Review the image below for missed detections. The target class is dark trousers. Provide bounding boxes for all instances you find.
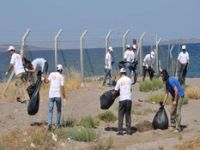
[142,66,154,81]
[118,100,132,132]
[178,63,188,84]
[103,68,112,85]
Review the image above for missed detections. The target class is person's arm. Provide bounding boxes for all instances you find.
[61,85,66,99]
[7,64,13,73]
[44,74,50,84]
[26,67,36,73]
[163,90,169,105]
[172,86,178,105]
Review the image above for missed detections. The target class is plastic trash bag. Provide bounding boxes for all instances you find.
[100,90,119,109]
[27,71,42,115]
[152,102,169,130]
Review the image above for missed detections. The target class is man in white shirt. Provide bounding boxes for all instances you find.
[177,45,189,84]
[113,68,132,135]
[123,44,132,78]
[142,51,155,81]
[130,44,138,84]
[6,45,27,103]
[26,58,48,83]
[103,46,113,86]
[44,64,66,130]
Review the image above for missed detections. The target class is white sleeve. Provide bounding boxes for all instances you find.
[177,53,181,61]
[10,55,15,65]
[48,73,52,81]
[114,80,120,91]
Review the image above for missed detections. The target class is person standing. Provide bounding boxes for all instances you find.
[161,69,184,132]
[177,45,189,84]
[123,44,132,78]
[113,68,132,135]
[26,58,48,83]
[44,64,66,130]
[6,45,27,103]
[130,44,138,84]
[103,46,113,86]
[142,51,155,81]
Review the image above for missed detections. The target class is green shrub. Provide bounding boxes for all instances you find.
[57,127,97,142]
[78,116,97,128]
[139,78,163,92]
[149,93,188,105]
[98,111,117,122]
[60,117,76,128]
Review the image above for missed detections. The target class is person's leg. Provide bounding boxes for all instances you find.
[55,97,62,128]
[48,98,55,130]
[142,66,147,81]
[118,101,126,134]
[108,69,112,85]
[15,73,28,102]
[182,64,188,84]
[176,96,184,131]
[125,63,131,78]
[103,69,109,85]
[178,64,184,84]
[170,102,177,127]
[148,67,154,80]
[132,69,137,84]
[125,100,132,134]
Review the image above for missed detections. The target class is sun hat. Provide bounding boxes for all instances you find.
[57,64,63,71]
[126,44,130,49]
[182,45,186,50]
[7,45,15,51]
[150,51,155,57]
[132,44,137,49]
[120,68,126,73]
[108,46,113,52]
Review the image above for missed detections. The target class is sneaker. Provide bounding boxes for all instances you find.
[126,129,133,135]
[16,97,21,102]
[47,125,52,131]
[116,131,123,136]
[173,128,182,133]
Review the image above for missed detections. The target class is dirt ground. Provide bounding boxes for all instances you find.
[0,78,200,150]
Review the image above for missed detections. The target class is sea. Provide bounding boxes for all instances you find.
[0,43,200,81]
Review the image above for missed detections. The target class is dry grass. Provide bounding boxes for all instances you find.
[175,137,200,150]
[185,86,200,100]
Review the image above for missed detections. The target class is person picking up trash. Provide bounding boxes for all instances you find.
[112,68,133,135]
[6,45,28,103]
[44,64,66,130]
[160,69,184,133]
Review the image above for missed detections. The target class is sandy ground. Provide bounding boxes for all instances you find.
[0,78,200,149]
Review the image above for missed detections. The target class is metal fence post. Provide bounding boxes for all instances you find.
[80,30,88,86]
[1,29,31,97]
[155,37,161,74]
[122,30,130,54]
[54,29,63,70]
[105,31,112,52]
[138,32,145,75]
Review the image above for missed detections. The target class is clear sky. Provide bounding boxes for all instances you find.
[0,0,200,47]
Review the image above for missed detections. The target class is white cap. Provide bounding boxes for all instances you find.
[150,51,155,57]
[126,44,130,49]
[182,45,186,50]
[132,44,137,49]
[108,46,113,52]
[120,68,126,73]
[8,45,15,51]
[57,64,63,71]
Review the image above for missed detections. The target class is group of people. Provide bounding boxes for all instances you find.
[5,43,190,133]
[107,44,189,135]
[6,45,65,130]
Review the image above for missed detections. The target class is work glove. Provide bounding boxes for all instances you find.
[5,72,8,76]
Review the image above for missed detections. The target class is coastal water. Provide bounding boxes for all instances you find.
[0,43,200,81]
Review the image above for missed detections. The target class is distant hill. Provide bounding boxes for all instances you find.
[160,38,200,45]
[0,44,52,52]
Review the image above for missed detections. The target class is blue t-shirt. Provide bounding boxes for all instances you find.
[166,77,184,97]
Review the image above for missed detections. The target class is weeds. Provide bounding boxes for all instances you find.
[98,111,117,122]
[78,116,98,128]
[139,78,163,92]
[185,86,200,100]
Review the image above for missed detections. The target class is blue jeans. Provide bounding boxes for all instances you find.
[48,97,62,128]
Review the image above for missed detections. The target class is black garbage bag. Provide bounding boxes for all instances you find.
[27,71,42,115]
[100,90,119,109]
[118,61,125,69]
[152,103,169,130]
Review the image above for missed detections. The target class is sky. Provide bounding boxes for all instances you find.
[0,0,200,48]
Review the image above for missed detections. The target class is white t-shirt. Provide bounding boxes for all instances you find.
[124,50,130,62]
[105,52,112,69]
[10,53,25,75]
[143,54,155,67]
[114,75,132,101]
[129,51,136,63]
[177,51,189,64]
[48,72,64,98]
[32,58,47,72]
